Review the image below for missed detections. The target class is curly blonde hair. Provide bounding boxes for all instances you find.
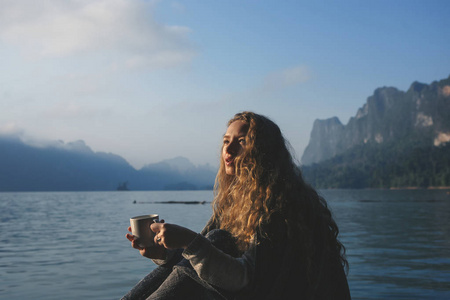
[212,111,347,276]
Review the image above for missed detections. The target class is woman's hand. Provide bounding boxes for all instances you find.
[126,225,166,259]
[150,222,197,250]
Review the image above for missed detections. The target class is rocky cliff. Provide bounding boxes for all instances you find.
[301,75,450,165]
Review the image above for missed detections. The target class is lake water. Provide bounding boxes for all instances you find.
[1,189,449,299]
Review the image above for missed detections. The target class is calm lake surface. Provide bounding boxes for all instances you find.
[1,189,449,299]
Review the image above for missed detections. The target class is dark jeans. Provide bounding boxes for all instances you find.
[121,229,239,300]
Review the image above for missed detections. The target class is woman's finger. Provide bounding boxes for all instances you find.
[128,226,132,232]
[131,239,143,250]
[127,234,144,250]
[150,222,163,233]
[126,233,134,242]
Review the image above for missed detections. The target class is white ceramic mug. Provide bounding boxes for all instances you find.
[130,214,159,248]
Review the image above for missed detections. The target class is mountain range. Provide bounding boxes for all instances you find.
[301,75,450,188]
[1,75,449,191]
[0,136,216,191]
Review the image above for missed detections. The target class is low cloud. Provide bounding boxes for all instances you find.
[0,123,90,151]
[0,0,195,69]
[0,122,24,136]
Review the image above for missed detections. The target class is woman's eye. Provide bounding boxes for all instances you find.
[223,140,229,145]
[239,139,246,145]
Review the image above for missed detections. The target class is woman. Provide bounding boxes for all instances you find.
[123,111,351,299]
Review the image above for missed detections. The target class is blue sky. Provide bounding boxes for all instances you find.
[0,0,449,168]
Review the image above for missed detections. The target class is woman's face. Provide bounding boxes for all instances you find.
[222,121,249,175]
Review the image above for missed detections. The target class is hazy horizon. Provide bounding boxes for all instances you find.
[1,0,449,169]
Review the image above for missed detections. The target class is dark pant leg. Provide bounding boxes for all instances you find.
[146,267,226,300]
[121,250,184,300]
[121,265,174,300]
[122,230,238,300]
[146,229,239,299]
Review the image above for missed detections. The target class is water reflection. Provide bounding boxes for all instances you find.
[1,190,449,299]
[321,189,450,299]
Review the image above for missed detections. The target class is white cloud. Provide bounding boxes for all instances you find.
[0,123,93,152]
[0,122,24,136]
[0,0,195,69]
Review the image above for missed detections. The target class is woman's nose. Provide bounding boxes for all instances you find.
[226,140,238,154]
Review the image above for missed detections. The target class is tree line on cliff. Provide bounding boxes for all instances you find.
[301,75,450,189]
[301,140,450,189]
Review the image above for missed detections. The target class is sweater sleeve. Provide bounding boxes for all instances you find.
[151,248,178,266]
[182,234,256,292]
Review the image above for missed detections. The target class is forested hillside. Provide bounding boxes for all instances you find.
[302,142,450,189]
[301,75,450,189]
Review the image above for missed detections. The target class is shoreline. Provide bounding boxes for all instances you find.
[1,186,449,193]
[318,186,450,191]
[389,186,450,190]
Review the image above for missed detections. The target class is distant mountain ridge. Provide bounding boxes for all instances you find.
[301,75,450,165]
[3,76,449,191]
[301,75,450,189]
[0,135,216,191]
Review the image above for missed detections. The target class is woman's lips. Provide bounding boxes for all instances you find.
[225,157,234,166]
